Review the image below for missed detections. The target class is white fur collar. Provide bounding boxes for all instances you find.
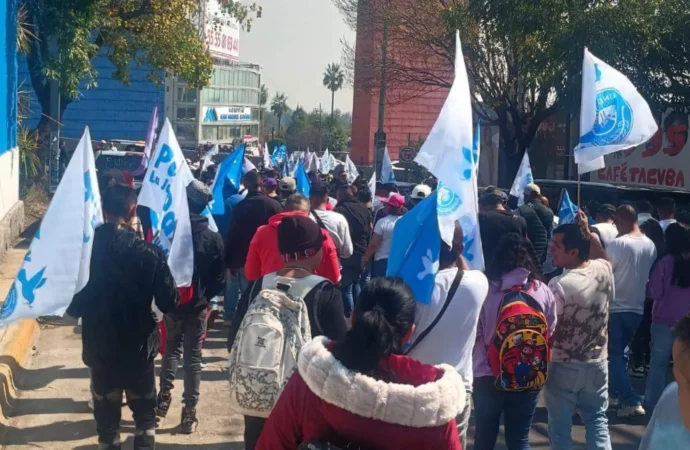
[298,337,466,428]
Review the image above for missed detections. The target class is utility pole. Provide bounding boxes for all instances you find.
[373,0,389,172]
[319,104,323,151]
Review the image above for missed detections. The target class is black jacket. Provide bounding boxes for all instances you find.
[227,275,348,351]
[334,196,373,264]
[516,200,554,263]
[479,209,528,266]
[225,191,282,269]
[172,214,226,314]
[66,224,179,373]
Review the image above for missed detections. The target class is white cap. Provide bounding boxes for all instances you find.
[524,183,541,196]
[411,184,432,199]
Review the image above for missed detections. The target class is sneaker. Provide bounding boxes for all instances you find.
[180,407,198,434]
[200,358,207,369]
[608,397,619,409]
[156,392,172,418]
[629,366,645,378]
[617,404,646,418]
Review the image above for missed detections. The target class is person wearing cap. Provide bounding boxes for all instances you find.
[262,177,279,200]
[409,184,432,210]
[592,203,619,248]
[228,215,349,449]
[516,183,554,264]
[479,186,528,268]
[361,192,407,278]
[157,180,225,434]
[278,176,297,207]
[310,180,353,260]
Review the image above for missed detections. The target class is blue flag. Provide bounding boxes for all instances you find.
[295,160,311,197]
[209,144,245,215]
[387,191,441,304]
[559,190,579,224]
[380,147,396,183]
[272,144,288,167]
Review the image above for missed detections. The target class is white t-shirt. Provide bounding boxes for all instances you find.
[407,269,489,393]
[373,215,402,260]
[313,210,353,259]
[607,233,657,314]
[592,222,618,248]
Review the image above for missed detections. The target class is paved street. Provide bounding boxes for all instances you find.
[2,317,650,449]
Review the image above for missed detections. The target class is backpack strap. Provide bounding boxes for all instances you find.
[405,269,464,355]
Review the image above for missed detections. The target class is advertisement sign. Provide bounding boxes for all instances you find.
[203,0,240,62]
[202,106,252,122]
[593,109,690,191]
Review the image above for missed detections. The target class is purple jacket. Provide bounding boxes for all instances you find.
[473,268,558,379]
[648,255,690,327]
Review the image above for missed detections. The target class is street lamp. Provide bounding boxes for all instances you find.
[373,0,390,173]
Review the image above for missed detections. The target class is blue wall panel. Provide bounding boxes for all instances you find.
[1,0,18,154]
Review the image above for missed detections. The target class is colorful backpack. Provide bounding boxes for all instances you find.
[488,282,550,392]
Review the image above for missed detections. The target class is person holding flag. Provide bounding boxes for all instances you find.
[515,183,554,264]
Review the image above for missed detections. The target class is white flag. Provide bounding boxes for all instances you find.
[309,152,320,174]
[138,119,195,287]
[369,171,381,209]
[320,148,332,175]
[262,143,273,170]
[243,157,257,174]
[0,128,103,325]
[380,147,396,183]
[575,48,658,173]
[201,144,219,173]
[509,152,534,206]
[345,155,359,184]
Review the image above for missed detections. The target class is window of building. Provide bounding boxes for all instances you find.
[176,106,197,121]
[177,87,198,103]
[202,125,217,141]
[177,123,197,141]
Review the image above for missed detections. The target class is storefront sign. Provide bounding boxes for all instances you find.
[202,106,252,122]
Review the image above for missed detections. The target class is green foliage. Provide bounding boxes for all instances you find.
[323,62,345,117]
[284,107,350,152]
[18,127,41,181]
[270,93,291,131]
[260,84,269,108]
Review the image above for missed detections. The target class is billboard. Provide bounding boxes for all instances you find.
[593,109,690,191]
[202,106,252,122]
[203,0,240,62]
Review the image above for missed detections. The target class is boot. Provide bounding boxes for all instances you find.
[180,406,198,434]
[155,392,172,418]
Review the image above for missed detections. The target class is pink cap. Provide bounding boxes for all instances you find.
[380,193,406,209]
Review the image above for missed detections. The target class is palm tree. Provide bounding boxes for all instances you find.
[323,63,345,119]
[271,93,290,131]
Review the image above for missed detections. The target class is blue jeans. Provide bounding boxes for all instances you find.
[339,260,371,317]
[473,377,539,450]
[544,361,612,450]
[644,323,675,410]
[224,268,249,322]
[372,258,388,278]
[608,312,643,406]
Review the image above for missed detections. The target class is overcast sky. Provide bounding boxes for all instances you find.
[241,0,355,113]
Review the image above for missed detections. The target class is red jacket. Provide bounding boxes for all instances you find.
[257,337,465,450]
[244,212,341,284]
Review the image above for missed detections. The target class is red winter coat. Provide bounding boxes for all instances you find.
[256,337,465,450]
[244,212,341,284]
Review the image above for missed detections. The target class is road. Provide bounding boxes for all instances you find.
[2,319,649,449]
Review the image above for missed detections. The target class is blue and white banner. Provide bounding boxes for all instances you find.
[138,119,195,287]
[380,147,396,183]
[345,155,359,184]
[558,190,579,224]
[287,153,298,177]
[575,48,658,173]
[209,144,245,215]
[272,145,288,167]
[262,143,273,170]
[413,31,484,270]
[296,160,311,197]
[1,128,103,325]
[509,152,534,206]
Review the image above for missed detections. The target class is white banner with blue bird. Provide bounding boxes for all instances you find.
[509,152,534,206]
[0,128,103,326]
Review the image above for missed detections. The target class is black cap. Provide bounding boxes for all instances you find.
[480,187,505,205]
[598,204,617,220]
[278,215,325,261]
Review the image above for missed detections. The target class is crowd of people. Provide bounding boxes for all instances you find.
[64,159,690,450]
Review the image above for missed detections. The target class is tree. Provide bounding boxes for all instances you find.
[323,63,345,119]
[22,0,261,133]
[335,0,690,184]
[270,92,290,131]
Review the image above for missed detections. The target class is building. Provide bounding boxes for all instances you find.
[0,0,24,258]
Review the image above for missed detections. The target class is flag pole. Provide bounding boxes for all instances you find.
[577,173,582,208]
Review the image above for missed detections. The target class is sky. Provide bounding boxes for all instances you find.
[240,0,355,114]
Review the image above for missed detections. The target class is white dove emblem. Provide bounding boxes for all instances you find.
[417,249,439,280]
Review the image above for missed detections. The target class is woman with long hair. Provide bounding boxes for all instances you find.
[256,278,466,450]
[473,233,558,450]
[361,194,407,278]
[644,222,690,410]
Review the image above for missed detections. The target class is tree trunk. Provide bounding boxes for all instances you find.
[331,90,335,119]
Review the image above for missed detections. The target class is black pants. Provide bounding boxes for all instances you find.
[91,362,156,450]
[244,415,267,450]
[631,299,653,368]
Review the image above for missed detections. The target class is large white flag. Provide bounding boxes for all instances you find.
[138,119,195,287]
[575,48,658,173]
[380,147,396,183]
[0,128,103,325]
[320,148,333,175]
[262,143,273,170]
[345,155,359,184]
[414,31,483,269]
[201,144,219,173]
[509,152,534,206]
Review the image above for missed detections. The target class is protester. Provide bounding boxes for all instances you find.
[278,176,296,206]
[97,168,126,192]
[256,277,466,450]
[334,184,373,316]
[156,181,225,433]
[66,184,179,450]
[546,216,614,450]
[310,180,353,259]
[244,194,340,284]
[407,222,488,447]
[592,204,619,248]
[409,184,432,209]
[637,200,654,226]
[516,183,554,263]
[658,197,678,232]
[227,215,348,450]
[224,171,282,326]
[644,223,690,410]
[361,193,406,278]
[607,205,658,417]
[473,233,557,450]
[640,314,690,449]
[262,177,279,200]
[479,187,528,266]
